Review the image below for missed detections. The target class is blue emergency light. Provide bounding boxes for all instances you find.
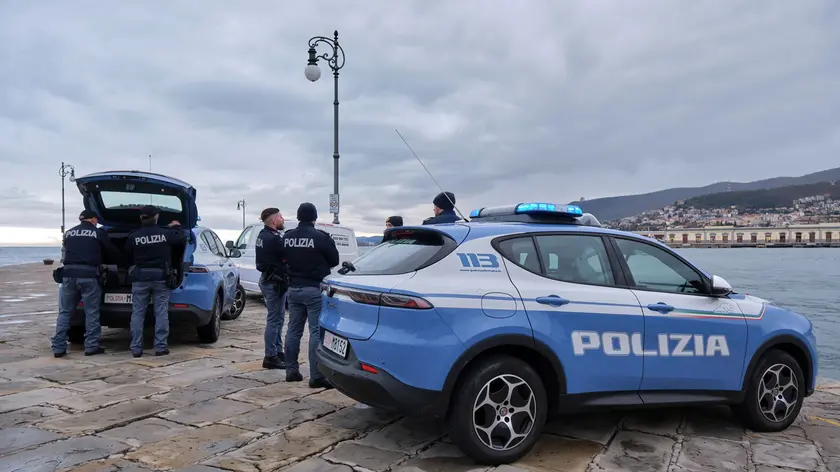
[515,203,583,216]
[467,202,592,225]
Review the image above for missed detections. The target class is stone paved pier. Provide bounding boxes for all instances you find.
[1,263,839,471]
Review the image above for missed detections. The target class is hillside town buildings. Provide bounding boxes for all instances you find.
[607,193,840,247]
[608,194,840,232]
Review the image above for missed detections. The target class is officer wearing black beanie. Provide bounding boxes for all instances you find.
[422,191,461,225]
[281,202,340,389]
[385,216,403,229]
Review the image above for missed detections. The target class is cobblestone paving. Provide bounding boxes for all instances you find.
[1,264,839,471]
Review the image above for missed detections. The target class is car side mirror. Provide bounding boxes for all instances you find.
[225,240,235,249]
[228,248,242,258]
[710,275,732,296]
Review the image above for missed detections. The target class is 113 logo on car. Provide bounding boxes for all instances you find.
[456,253,503,272]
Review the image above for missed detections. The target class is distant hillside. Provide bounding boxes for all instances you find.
[357,236,382,246]
[573,167,840,221]
[685,181,840,210]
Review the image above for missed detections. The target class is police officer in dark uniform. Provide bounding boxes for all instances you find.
[422,191,461,225]
[51,210,123,357]
[255,207,289,370]
[385,215,403,230]
[282,202,339,388]
[124,205,186,357]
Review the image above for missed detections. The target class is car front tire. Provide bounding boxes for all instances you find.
[197,293,222,344]
[222,283,246,320]
[448,355,547,465]
[733,349,805,432]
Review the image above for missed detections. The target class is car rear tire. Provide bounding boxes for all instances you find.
[197,293,222,344]
[68,326,85,345]
[448,355,547,465]
[732,349,805,432]
[222,283,246,320]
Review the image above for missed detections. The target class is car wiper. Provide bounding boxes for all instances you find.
[337,261,356,275]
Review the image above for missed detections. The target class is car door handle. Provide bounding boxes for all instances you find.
[646,303,675,314]
[536,295,570,307]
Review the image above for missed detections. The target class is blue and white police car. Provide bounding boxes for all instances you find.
[316,203,819,464]
[69,171,245,346]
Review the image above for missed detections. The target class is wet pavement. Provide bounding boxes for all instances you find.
[1,263,839,471]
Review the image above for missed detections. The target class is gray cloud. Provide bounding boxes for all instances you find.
[1,0,839,237]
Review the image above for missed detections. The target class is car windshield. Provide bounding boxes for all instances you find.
[349,229,454,275]
[100,191,183,213]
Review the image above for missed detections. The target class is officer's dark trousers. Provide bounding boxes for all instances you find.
[51,277,102,354]
[285,286,325,381]
[130,281,171,354]
[259,280,287,358]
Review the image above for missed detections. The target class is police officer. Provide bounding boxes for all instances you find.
[255,207,289,370]
[124,205,186,357]
[422,191,461,225]
[282,202,339,388]
[385,215,403,230]
[51,210,123,358]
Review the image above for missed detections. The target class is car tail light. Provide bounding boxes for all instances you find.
[380,293,433,309]
[328,286,432,310]
[188,265,209,273]
[332,287,380,306]
[172,303,189,308]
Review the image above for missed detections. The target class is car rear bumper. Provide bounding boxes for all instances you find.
[316,344,447,417]
[73,303,212,328]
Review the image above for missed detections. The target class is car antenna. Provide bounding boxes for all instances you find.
[394,129,470,222]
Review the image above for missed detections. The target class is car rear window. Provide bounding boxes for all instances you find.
[348,229,457,275]
[100,191,183,212]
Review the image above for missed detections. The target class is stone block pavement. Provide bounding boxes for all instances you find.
[1,264,839,471]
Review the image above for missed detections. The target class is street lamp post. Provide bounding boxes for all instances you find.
[59,162,76,234]
[305,30,346,225]
[236,199,246,229]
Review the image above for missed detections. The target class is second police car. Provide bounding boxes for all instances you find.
[316,203,819,465]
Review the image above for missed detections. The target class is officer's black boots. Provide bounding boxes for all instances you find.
[132,348,168,358]
[309,378,334,390]
[54,350,107,358]
[262,353,286,370]
[286,371,303,382]
[84,347,105,356]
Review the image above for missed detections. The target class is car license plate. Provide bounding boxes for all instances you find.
[323,330,348,358]
[103,293,151,304]
[105,293,132,304]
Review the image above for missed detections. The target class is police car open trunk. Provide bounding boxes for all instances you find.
[74,171,197,292]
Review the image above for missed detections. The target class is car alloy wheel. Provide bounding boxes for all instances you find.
[758,363,799,423]
[233,288,244,313]
[448,355,546,464]
[197,293,222,344]
[213,301,221,338]
[473,374,537,451]
[224,284,246,320]
[732,348,805,432]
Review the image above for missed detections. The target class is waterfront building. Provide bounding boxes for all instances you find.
[634,223,840,248]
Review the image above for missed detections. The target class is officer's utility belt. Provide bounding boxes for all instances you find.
[129,263,179,289]
[128,265,165,282]
[53,264,100,283]
[261,266,289,292]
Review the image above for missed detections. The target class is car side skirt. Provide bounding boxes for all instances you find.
[554,389,745,414]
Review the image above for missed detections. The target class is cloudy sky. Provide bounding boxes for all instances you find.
[1,0,839,244]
